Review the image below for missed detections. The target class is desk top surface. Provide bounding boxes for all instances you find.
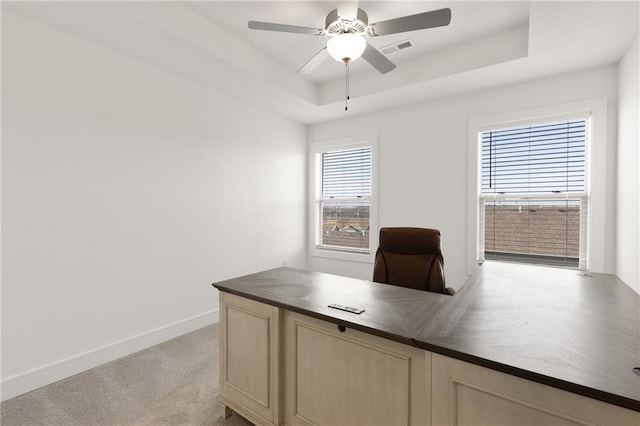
[213,262,640,412]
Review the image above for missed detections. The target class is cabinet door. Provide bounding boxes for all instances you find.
[284,311,430,426]
[432,353,639,426]
[218,292,281,426]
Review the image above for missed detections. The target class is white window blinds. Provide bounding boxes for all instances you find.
[322,147,372,198]
[479,118,589,269]
[482,120,587,194]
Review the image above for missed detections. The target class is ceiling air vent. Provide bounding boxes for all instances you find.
[381,39,415,55]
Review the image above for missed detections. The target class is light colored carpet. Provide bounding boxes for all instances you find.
[1,323,253,425]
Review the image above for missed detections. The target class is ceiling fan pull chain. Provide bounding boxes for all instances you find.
[345,61,350,111]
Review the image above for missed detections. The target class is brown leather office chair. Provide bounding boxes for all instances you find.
[373,227,455,295]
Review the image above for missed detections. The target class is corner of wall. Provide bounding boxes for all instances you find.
[616,32,640,294]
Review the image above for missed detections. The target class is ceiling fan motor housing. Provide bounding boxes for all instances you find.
[325,8,368,35]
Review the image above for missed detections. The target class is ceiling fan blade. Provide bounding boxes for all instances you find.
[361,42,396,74]
[368,8,451,36]
[248,21,325,36]
[337,0,359,21]
[297,47,329,75]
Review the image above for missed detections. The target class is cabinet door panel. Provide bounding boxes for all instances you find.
[219,292,281,426]
[432,353,639,426]
[285,311,429,426]
[226,305,270,406]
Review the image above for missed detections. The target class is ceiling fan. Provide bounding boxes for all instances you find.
[248,1,452,75]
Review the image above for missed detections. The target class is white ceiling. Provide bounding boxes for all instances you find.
[183,1,531,84]
[4,1,639,124]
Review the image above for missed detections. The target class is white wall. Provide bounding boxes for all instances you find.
[616,33,640,294]
[308,65,619,289]
[1,10,306,399]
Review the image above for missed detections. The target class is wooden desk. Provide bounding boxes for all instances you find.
[213,262,640,425]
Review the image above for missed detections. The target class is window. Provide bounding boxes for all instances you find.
[467,99,608,274]
[479,119,589,269]
[309,135,377,261]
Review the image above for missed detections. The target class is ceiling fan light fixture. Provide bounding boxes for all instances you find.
[327,33,366,63]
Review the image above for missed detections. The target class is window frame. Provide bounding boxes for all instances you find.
[308,134,378,263]
[466,99,608,275]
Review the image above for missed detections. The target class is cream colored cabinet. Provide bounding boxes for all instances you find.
[217,292,638,426]
[284,311,431,426]
[431,353,639,426]
[218,292,282,426]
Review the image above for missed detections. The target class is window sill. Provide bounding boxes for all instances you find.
[309,246,375,264]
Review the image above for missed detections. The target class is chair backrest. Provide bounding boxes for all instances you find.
[372,227,446,294]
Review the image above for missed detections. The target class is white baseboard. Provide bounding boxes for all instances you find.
[1,309,219,402]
